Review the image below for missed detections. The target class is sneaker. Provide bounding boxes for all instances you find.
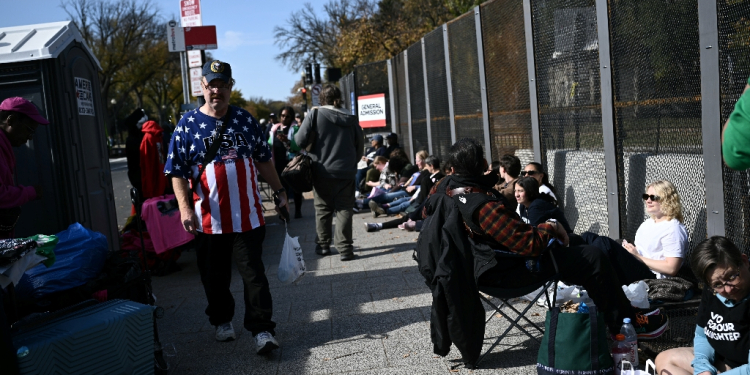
[355,199,364,209]
[215,322,236,342]
[352,206,360,213]
[632,312,668,340]
[254,331,279,355]
[365,223,379,232]
[369,200,385,218]
[633,306,660,316]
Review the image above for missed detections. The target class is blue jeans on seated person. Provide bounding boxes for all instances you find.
[363,190,409,206]
[386,197,413,215]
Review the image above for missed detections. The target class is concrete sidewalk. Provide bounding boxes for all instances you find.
[151,196,547,374]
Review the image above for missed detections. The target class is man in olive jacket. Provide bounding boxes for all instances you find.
[295,84,364,260]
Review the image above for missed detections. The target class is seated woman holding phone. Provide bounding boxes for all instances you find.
[584,180,688,286]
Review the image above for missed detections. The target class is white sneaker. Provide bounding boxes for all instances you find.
[215,322,236,342]
[254,331,279,355]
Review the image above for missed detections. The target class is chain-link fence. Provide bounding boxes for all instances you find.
[719,0,750,251]
[344,0,746,249]
[481,0,534,167]
[353,61,390,137]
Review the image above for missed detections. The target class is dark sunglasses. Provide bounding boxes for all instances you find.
[520,170,538,176]
[642,194,660,201]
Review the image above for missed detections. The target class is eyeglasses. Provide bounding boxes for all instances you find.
[520,170,538,177]
[642,194,660,201]
[711,271,741,292]
[202,81,232,91]
[23,123,36,135]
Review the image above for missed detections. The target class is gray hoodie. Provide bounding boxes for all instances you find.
[295,105,364,180]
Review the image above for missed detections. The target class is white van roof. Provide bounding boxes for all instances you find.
[0,21,101,70]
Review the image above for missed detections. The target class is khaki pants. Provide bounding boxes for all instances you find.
[312,177,355,254]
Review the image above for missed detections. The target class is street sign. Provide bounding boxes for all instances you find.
[167,25,185,52]
[165,25,217,51]
[190,67,202,97]
[357,93,387,128]
[187,51,202,68]
[311,83,322,107]
[184,26,217,50]
[180,0,202,27]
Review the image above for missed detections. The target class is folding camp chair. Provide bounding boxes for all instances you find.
[474,250,560,368]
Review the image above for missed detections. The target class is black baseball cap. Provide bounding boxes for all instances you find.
[386,132,398,139]
[202,60,232,83]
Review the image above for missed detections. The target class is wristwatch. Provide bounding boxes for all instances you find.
[272,188,286,199]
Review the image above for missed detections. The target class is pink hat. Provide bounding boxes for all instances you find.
[0,97,49,125]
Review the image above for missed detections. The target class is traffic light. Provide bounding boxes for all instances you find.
[313,63,321,84]
[304,63,313,85]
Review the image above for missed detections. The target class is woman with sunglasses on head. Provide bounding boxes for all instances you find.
[656,236,750,375]
[514,177,572,233]
[516,162,558,217]
[584,180,688,290]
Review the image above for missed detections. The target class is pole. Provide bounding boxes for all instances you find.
[180,51,190,105]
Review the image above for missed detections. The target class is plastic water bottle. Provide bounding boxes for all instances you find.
[620,318,639,367]
[611,334,629,374]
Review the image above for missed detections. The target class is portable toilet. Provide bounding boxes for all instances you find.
[0,21,119,250]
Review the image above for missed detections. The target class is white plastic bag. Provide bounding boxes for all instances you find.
[618,359,655,375]
[278,230,305,284]
[622,280,650,309]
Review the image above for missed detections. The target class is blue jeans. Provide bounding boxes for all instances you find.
[363,190,409,206]
[386,197,413,215]
[355,168,368,192]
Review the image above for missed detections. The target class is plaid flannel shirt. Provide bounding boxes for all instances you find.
[424,178,558,257]
[475,201,556,257]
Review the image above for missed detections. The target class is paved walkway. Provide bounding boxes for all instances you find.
[152,195,548,374]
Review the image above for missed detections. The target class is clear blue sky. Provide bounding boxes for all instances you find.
[4,0,328,103]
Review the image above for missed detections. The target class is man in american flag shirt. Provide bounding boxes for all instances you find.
[164,60,286,355]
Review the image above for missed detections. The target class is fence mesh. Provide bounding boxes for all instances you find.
[407,41,429,153]
[355,61,390,137]
[610,0,705,251]
[532,0,609,235]
[719,0,750,252]
[394,52,412,160]
[481,0,534,166]
[424,27,452,160]
[338,73,351,114]
[448,12,485,146]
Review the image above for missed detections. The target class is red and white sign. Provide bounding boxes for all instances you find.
[180,0,202,27]
[165,25,217,51]
[357,94,387,128]
[190,67,203,97]
[185,26,217,50]
[188,51,203,68]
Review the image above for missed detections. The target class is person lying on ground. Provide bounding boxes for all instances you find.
[583,180,688,286]
[656,236,750,375]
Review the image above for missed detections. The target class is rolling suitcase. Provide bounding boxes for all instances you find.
[12,299,154,375]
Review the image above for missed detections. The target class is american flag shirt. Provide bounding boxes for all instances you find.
[164,106,271,234]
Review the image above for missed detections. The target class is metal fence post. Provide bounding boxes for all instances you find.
[595,0,621,239]
[475,6,492,162]
[421,38,434,155]
[443,24,457,144]
[698,0,726,237]
[404,50,415,157]
[522,0,542,163]
[387,59,398,134]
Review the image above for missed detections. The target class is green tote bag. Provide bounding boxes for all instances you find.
[536,306,614,375]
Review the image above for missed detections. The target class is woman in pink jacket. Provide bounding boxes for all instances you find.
[0,97,47,239]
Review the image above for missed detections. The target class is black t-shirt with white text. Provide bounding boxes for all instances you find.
[696,287,750,368]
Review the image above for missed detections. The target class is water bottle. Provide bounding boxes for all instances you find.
[620,318,639,367]
[611,334,629,374]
